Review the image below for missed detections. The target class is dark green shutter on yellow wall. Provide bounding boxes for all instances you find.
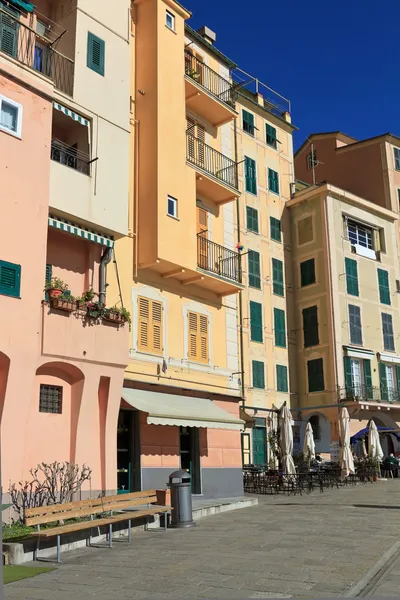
[245,157,257,194]
[274,308,286,347]
[270,217,281,242]
[248,251,261,289]
[364,360,373,400]
[272,258,284,296]
[252,360,265,389]
[380,362,388,401]
[343,356,352,392]
[377,269,391,305]
[250,301,263,342]
[276,365,288,392]
[87,32,105,76]
[345,258,359,296]
[246,207,259,233]
[243,110,255,135]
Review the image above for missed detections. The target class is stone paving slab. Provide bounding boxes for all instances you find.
[6,481,400,599]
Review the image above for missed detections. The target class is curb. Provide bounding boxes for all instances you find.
[344,540,400,597]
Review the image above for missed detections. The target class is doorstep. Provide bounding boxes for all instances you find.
[192,496,258,519]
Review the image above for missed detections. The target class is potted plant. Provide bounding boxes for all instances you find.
[103,306,131,325]
[44,277,68,300]
[86,301,104,320]
[51,292,76,313]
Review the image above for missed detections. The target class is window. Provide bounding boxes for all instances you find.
[39,384,63,414]
[270,217,281,242]
[188,311,209,363]
[345,258,359,296]
[274,308,286,348]
[0,94,22,138]
[0,259,21,298]
[250,301,263,343]
[347,219,373,249]
[272,258,284,296]
[138,296,163,355]
[246,207,259,233]
[344,357,373,400]
[380,362,400,402]
[266,124,277,149]
[300,258,316,287]
[297,216,313,245]
[242,110,255,136]
[248,251,261,289]
[252,360,265,389]
[167,195,178,218]
[382,313,395,351]
[309,415,321,441]
[244,157,257,195]
[268,168,279,194]
[378,269,391,305]
[303,305,319,347]
[349,305,362,345]
[276,365,288,393]
[307,150,317,170]
[87,33,105,76]
[165,10,175,30]
[394,148,400,171]
[0,9,18,58]
[307,358,324,392]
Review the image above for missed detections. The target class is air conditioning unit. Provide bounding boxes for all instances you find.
[36,20,48,38]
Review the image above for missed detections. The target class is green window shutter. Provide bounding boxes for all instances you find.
[363,360,373,400]
[307,358,324,392]
[272,258,284,296]
[268,168,279,194]
[252,360,265,389]
[382,313,395,351]
[349,304,362,345]
[343,356,352,393]
[246,207,259,233]
[0,12,18,58]
[302,305,319,347]
[45,263,52,302]
[300,258,316,287]
[0,260,21,298]
[242,110,255,135]
[250,301,263,342]
[394,148,400,171]
[377,269,391,305]
[380,362,388,401]
[270,217,281,242]
[266,124,277,149]
[87,32,105,76]
[252,426,266,465]
[274,308,286,348]
[396,366,400,400]
[345,257,359,296]
[276,365,288,392]
[248,251,261,289]
[245,157,257,194]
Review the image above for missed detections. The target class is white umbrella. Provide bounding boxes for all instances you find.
[368,420,384,461]
[338,406,355,479]
[303,422,316,464]
[280,404,296,475]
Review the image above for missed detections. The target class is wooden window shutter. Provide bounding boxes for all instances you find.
[197,207,208,234]
[188,311,208,363]
[199,314,208,362]
[138,297,150,351]
[188,311,199,360]
[151,301,163,353]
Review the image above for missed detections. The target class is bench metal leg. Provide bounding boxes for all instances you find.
[109,523,113,548]
[56,535,61,564]
[164,513,168,532]
[88,514,94,547]
[34,537,40,561]
[128,519,132,543]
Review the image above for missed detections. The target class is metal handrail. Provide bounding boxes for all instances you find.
[337,384,400,403]
[51,139,90,175]
[197,234,242,284]
[0,8,74,95]
[184,49,236,109]
[186,133,239,191]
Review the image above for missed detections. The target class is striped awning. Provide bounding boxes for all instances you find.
[53,102,89,127]
[48,216,114,248]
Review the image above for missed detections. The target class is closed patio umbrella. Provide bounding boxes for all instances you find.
[303,422,315,465]
[368,420,384,461]
[338,406,355,480]
[280,404,296,475]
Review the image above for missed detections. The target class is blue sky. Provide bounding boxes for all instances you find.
[185,0,397,150]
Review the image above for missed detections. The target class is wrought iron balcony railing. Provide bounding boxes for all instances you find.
[184,49,236,109]
[338,384,400,403]
[51,139,90,175]
[187,133,239,191]
[0,8,74,96]
[197,234,242,284]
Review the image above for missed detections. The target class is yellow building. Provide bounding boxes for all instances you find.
[288,182,400,457]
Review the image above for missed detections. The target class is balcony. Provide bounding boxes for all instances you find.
[184,50,237,127]
[197,234,242,285]
[338,385,400,404]
[186,133,240,204]
[0,8,74,95]
[51,140,90,176]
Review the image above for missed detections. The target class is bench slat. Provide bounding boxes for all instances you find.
[25,489,158,518]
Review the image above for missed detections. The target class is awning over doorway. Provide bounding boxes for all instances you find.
[122,388,244,431]
[48,216,114,248]
[53,102,89,127]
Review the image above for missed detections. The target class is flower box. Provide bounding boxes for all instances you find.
[51,298,75,313]
[103,311,125,324]
[48,288,63,299]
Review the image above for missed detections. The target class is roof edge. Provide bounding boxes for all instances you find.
[185,24,237,69]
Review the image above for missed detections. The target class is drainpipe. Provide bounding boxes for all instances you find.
[233,117,245,402]
[99,247,112,306]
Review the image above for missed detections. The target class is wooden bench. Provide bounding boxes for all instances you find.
[25,489,170,563]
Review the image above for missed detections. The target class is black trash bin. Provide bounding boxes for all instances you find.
[168,469,196,528]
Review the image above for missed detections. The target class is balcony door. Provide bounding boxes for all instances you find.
[197,206,208,270]
[385,364,397,402]
[350,359,363,397]
[187,117,205,168]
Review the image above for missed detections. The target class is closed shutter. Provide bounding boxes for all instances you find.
[250,301,263,342]
[378,269,391,305]
[343,356,353,393]
[188,311,209,363]
[45,264,52,302]
[245,157,257,195]
[199,314,208,362]
[303,305,319,347]
[395,148,400,171]
[186,117,195,160]
[138,297,150,352]
[380,362,388,401]
[195,52,204,84]
[276,365,288,392]
[242,110,255,135]
[307,359,324,393]
[248,251,261,289]
[274,308,286,348]
[188,311,198,360]
[138,297,163,354]
[272,258,284,296]
[0,12,18,58]
[363,360,373,400]
[300,258,316,287]
[246,207,259,233]
[252,360,265,389]
[349,305,362,345]
[270,217,281,242]
[197,207,208,269]
[266,124,277,148]
[0,260,21,298]
[87,32,105,76]
[152,301,162,353]
[268,169,279,194]
[345,258,359,296]
[197,123,205,166]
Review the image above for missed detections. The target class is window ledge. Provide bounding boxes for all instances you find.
[167,214,180,221]
[0,124,21,140]
[166,24,177,34]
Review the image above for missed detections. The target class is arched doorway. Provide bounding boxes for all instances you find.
[305,413,331,454]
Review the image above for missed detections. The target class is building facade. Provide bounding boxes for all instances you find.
[288,182,400,457]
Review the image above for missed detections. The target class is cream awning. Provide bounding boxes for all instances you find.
[122,388,244,431]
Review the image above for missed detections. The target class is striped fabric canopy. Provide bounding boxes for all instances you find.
[48,216,114,248]
[53,102,89,127]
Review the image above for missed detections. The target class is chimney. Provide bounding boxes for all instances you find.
[197,25,216,45]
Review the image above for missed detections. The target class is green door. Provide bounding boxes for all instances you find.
[252,426,266,465]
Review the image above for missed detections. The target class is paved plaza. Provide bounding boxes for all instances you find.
[6,481,400,599]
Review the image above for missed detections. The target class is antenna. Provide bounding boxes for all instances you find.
[311,142,316,186]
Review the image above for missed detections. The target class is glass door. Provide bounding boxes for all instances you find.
[350,359,363,397]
